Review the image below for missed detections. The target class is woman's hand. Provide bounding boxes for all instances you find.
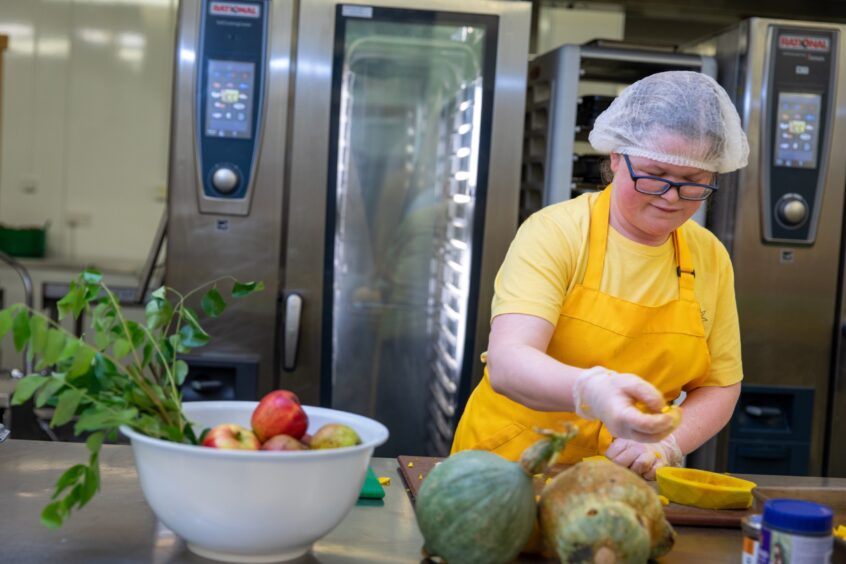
[605,384,742,480]
[573,366,677,442]
[605,435,683,480]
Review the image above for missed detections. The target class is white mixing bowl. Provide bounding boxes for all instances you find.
[121,401,389,563]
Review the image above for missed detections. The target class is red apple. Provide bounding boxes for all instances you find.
[271,389,301,404]
[202,423,260,450]
[251,390,308,442]
[260,434,307,451]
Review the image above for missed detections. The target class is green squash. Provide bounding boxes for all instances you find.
[415,426,577,564]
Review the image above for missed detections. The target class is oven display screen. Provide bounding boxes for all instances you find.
[774,92,822,169]
[205,59,255,139]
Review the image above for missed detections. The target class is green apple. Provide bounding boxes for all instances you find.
[310,423,361,449]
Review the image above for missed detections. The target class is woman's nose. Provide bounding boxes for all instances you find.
[661,186,681,203]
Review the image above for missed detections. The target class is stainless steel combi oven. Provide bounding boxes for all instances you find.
[166,0,530,456]
[692,18,846,477]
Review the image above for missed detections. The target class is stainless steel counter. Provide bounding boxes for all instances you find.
[2,439,844,563]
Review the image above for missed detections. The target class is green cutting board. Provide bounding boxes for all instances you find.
[358,466,385,500]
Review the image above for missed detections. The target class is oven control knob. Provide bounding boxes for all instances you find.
[776,195,808,227]
[212,167,240,194]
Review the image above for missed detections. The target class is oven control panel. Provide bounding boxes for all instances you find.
[196,1,267,214]
[764,26,837,244]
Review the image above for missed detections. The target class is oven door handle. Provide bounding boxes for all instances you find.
[745,405,783,418]
[283,293,303,371]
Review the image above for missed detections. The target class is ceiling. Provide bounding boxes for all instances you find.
[537,0,846,22]
[531,0,846,47]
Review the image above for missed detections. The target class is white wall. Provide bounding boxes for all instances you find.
[535,4,625,56]
[0,0,177,264]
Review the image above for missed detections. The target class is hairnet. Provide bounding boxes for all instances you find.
[588,71,749,173]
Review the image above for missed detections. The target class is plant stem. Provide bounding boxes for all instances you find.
[100,285,178,429]
[159,275,234,340]
[137,324,179,413]
[61,380,142,429]
[180,275,238,303]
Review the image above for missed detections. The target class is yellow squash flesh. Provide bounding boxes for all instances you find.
[656,467,757,509]
[662,405,682,431]
[634,402,683,432]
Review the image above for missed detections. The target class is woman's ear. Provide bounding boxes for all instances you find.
[609,152,621,174]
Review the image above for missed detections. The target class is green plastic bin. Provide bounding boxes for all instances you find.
[0,224,47,258]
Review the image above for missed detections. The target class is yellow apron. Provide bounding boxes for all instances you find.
[451,186,711,463]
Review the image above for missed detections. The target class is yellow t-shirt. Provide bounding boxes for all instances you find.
[492,191,742,388]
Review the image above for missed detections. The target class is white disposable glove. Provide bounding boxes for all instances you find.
[572,366,676,442]
[605,435,683,480]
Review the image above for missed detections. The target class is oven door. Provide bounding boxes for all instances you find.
[282,0,528,456]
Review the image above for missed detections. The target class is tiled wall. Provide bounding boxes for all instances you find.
[0,0,177,263]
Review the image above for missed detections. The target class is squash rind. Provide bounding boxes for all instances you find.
[416,450,535,564]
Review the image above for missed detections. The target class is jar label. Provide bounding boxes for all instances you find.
[758,527,833,564]
[743,537,759,564]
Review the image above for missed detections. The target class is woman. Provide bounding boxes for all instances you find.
[452,71,749,479]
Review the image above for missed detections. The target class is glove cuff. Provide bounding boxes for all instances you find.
[662,434,684,467]
[573,366,608,420]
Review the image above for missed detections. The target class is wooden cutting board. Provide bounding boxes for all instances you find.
[396,455,752,528]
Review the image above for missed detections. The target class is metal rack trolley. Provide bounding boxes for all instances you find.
[520,42,717,223]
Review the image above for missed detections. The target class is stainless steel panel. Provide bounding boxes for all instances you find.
[832,325,846,476]
[11,440,846,562]
[285,0,529,449]
[166,0,295,396]
[547,46,580,205]
[463,2,531,395]
[712,18,846,476]
[281,0,334,406]
[700,22,746,258]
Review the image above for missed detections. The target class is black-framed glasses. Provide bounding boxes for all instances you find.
[623,154,718,201]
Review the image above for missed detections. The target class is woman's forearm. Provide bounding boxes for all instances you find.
[673,383,741,454]
[485,314,583,412]
[486,343,584,412]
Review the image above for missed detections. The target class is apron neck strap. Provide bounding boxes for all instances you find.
[584,188,612,289]
[585,186,697,301]
[673,225,697,301]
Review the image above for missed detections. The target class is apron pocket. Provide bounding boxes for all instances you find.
[471,422,530,460]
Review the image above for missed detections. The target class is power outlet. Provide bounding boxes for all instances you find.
[66,210,92,228]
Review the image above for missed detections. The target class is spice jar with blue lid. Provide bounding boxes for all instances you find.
[742,513,763,564]
[758,499,833,564]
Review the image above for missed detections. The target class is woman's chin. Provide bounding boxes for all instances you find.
[643,214,688,235]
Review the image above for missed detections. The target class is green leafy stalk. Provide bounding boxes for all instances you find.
[2,269,263,528]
